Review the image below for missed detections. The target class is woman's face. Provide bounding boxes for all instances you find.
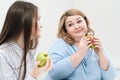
[31,15,42,39]
[65,15,87,41]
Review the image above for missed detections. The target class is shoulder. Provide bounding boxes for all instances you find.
[0,43,9,55]
[0,50,8,65]
[49,38,69,50]
[0,42,9,49]
[0,42,15,62]
[0,43,20,69]
[53,38,67,45]
[0,53,7,64]
[48,38,74,57]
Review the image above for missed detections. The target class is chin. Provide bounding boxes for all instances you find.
[37,35,41,38]
[76,34,84,38]
[31,35,41,39]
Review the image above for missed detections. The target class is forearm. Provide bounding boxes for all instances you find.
[97,52,110,70]
[100,62,116,80]
[70,52,84,68]
[49,57,75,79]
[96,46,116,80]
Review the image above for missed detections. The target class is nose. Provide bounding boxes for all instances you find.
[75,23,79,28]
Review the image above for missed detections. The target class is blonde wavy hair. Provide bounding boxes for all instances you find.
[58,9,94,45]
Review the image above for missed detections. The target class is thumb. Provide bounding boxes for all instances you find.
[35,61,40,67]
[45,58,50,67]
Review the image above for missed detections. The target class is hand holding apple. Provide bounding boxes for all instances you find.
[86,34,95,48]
[36,52,49,67]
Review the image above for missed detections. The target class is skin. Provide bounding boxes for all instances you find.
[65,15,110,71]
[31,16,42,39]
[65,15,87,43]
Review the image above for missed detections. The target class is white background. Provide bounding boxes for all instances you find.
[0,0,120,80]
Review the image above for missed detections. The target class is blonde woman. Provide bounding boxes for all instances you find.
[46,9,116,80]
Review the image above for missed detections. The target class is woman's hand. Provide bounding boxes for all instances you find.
[71,37,92,68]
[31,58,53,79]
[93,37,110,70]
[93,37,104,55]
[77,37,92,56]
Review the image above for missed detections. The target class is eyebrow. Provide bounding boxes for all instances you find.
[76,17,81,20]
[66,17,82,24]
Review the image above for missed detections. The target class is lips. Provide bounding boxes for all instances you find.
[75,29,82,33]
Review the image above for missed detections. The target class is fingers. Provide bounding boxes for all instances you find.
[93,38,102,46]
[81,37,91,46]
[35,61,40,67]
[45,58,50,68]
[93,38,103,51]
[49,58,53,70]
[45,58,53,71]
[31,58,53,78]
[85,37,102,48]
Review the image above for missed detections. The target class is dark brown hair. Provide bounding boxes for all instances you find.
[0,1,38,79]
[58,9,94,45]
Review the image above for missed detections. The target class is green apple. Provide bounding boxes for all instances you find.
[36,52,49,67]
[90,44,95,48]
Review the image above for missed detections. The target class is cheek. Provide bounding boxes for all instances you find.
[67,29,74,38]
[31,24,38,37]
[30,29,35,39]
[31,22,35,34]
[84,22,88,30]
[36,24,42,38]
[31,29,41,39]
[85,27,88,33]
[66,27,72,34]
[37,28,41,37]
[82,23,88,32]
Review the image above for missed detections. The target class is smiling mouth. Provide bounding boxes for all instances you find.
[75,29,82,33]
